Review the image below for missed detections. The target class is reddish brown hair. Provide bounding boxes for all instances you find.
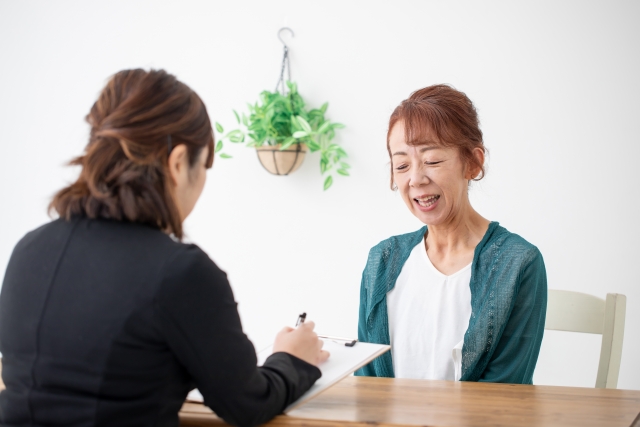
[387,84,486,189]
[50,69,214,239]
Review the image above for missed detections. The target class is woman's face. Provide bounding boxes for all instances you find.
[389,121,475,227]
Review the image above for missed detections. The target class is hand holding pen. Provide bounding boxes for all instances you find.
[298,312,357,347]
[272,312,330,366]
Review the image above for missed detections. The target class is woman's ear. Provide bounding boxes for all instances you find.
[167,144,189,187]
[465,147,485,180]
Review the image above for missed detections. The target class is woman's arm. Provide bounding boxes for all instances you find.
[478,247,547,384]
[354,272,374,376]
[155,245,321,427]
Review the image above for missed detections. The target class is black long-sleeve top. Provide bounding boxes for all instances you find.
[0,217,320,427]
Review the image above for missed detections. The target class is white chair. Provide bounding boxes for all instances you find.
[545,290,626,389]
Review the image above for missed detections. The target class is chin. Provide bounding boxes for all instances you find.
[412,211,435,226]
[413,206,452,227]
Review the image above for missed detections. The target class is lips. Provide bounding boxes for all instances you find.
[414,195,440,208]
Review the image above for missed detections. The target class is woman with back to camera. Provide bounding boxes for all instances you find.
[0,69,328,427]
[356,85,547,383]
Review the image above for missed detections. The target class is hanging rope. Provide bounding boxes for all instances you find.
[275,27,294,95]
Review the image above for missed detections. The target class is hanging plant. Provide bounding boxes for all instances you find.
[213,28,349,190]
[214,81,348,190]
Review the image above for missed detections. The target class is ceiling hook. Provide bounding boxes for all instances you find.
[277,27,294,49]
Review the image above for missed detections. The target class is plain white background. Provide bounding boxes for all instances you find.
[0,0,638,390]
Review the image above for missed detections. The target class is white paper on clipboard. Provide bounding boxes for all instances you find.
[260,339,390,412]
[186,339,390,413]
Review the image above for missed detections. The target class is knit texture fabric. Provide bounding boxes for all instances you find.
[355,222,547,384]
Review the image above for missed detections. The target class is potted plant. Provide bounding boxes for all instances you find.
[215,81,349,190]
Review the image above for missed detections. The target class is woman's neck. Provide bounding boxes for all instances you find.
[424,205,490,275]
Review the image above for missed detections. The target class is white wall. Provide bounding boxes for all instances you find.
[1,0,638,390]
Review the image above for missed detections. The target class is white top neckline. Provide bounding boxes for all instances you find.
[386,240,473,381]
[420,245,472,279]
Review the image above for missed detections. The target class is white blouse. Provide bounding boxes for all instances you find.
[386,240,472,381]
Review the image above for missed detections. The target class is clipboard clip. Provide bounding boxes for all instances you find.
[296,313,357,346]
[318,335,358,347]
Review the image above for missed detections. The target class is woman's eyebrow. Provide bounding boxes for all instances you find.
[392,146,441,156]
[419,146,440,153]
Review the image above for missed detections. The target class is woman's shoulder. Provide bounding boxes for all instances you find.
[368,226,426,257]
[14,217,217,272]
[481,222,544,265]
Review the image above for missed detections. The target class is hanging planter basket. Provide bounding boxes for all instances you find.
[255,143,307,176]
[213,27,350,190]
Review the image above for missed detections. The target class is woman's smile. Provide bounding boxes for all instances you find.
[414,194,441,211]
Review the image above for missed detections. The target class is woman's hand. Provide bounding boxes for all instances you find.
[272,321,330,366]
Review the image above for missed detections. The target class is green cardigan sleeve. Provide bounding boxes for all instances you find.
[355,272,374,376]
[477,247,547,384]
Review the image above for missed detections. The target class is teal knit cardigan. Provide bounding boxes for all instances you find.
[355,222,547,384]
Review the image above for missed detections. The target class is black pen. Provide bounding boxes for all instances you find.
[295,312,306,327]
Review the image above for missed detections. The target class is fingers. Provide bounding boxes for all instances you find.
[275,319,332,366]
[317,350,330,364]
[299,320,315,331]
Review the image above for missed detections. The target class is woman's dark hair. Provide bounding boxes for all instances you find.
[387,84,486,189]
[50,69,214,239]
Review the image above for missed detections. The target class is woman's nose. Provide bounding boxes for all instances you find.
[409,165,429,187]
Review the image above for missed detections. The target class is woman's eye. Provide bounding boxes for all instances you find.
[425,161,442,166]
[395,165,408,171]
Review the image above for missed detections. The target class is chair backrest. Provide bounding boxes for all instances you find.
[545,290,626,389]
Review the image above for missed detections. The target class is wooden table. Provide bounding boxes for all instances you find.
[2,363,638,426]
[179,376,640,427]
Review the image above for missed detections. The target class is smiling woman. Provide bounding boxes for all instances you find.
[355,85,548,384]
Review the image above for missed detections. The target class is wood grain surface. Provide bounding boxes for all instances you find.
[179,376,640,427]
[2,362,638,426]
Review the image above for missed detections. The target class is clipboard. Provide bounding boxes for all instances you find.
[258,338,390,412]
[186,338,390,413]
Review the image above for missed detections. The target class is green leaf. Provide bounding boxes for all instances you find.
[280,137,296,150]
[215,122,224,133]
[292,131,308,139]
[219,153,232,159]
[340,162,351,169]
[317,121,331,134]
[228,130,244,143]
[320,158,328,174]
[320,102,328,113]
[215,140,223,153]
[336,147,348,158]
[233,110,240,124]
[307,140,321,151]
[242,113,249,126]
[337,169,350,176]
[332,123,346,129]
[296,116,312,133]
[323,175,333,191]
